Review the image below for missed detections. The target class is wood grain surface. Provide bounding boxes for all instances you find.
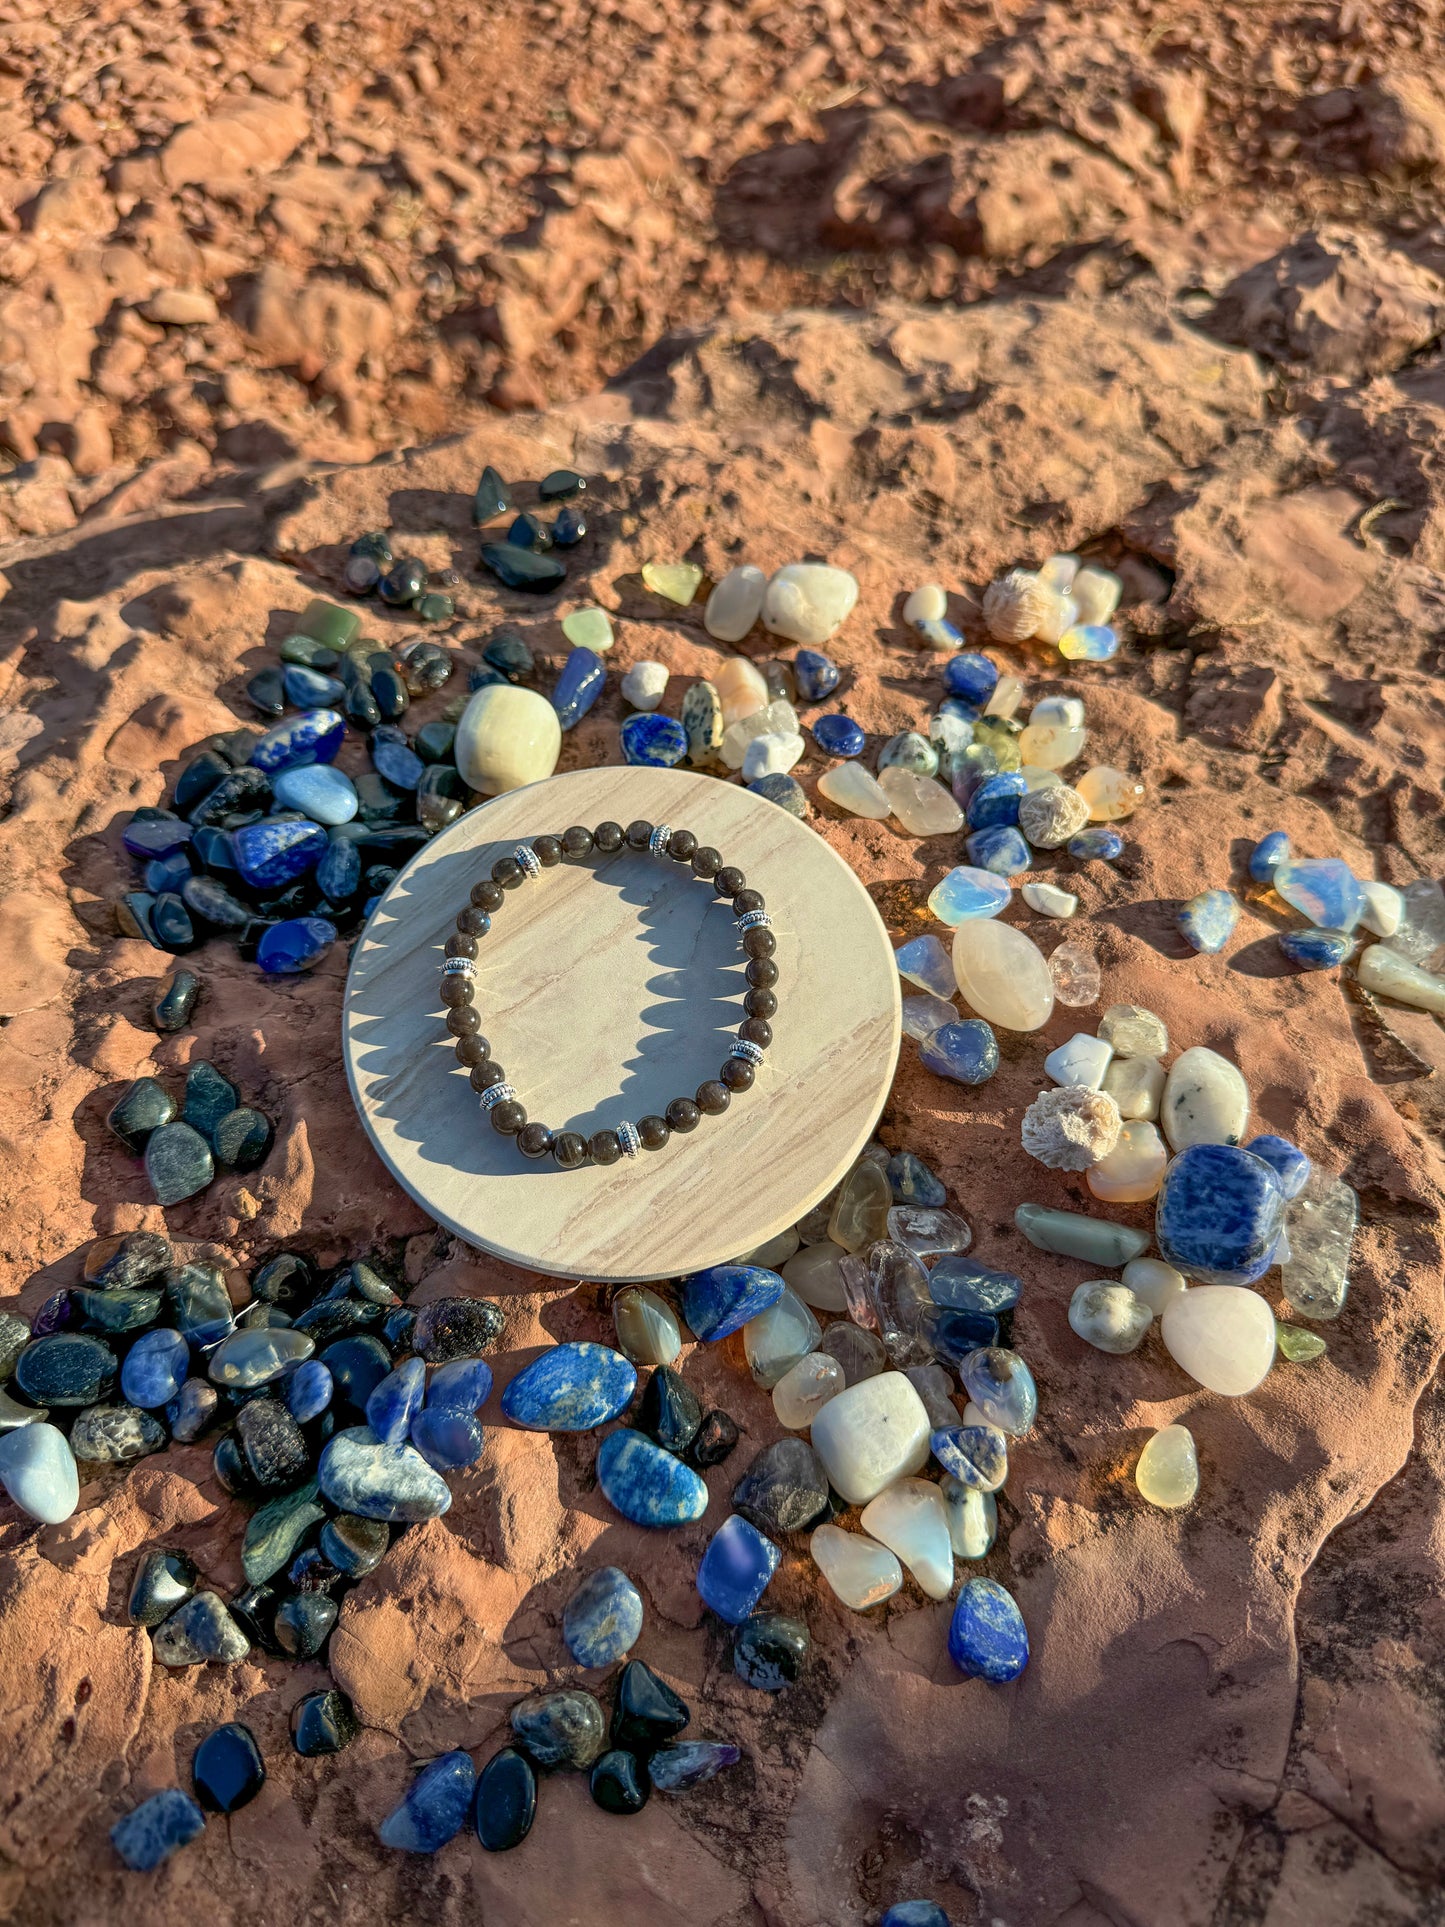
[343,765,900,1281]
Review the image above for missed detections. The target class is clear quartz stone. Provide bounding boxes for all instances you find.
[721,699,799,770]
[1385,878,1445,966]
[828,1160,893,1252]
[810,1522,903,1609]
[876,766,964,835]
[858,1478,954,1600]
[782,1241,849,1311]
[744,1227,801,1270]
[1048,942,1101,1007]
[858,1240,936,1364]
[1098,1004,1169,1058]
[885,1206,971,1259]
[772,1353,844,1429]
[741,1285,822,1389]
[817,1322,886,1384]
[1280,1175,1357,1321]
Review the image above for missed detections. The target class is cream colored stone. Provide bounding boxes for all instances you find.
[742,1284,821,1388]
[703,564,766,641]
[1072,564,1122,626]
[713,656,770,727]
[952,920,1055,1030]
[877,765,964,836]
[859,1477,954,1601]
[984,673,1024,719]
[1357,943,1445,1012]
[782,1240,849,1311]
[612,1287,681,1366]
[1162,1046,1249,1150]
[641,560,703,604]
[1122,1258,1187,1314]
[1022,881,1078,918]
[762,563,859,645]
[1103,1055,1165,1120]
[721,699,799,769]
[621,660,668,709]
[809,1372,932,1505]
[1359,880,1404,939]
[1017,722,1085,769]
[941,1479,996,1558]
[1087,1119,1167,1202]
[561,606,614,652]
[1077,765,1144,820]
[1098,1004,1168,1058]
[903,583,947,625]
[744,1226,800,1269]
[818,762,892,820]
[1067,1281,1154,1353]
[454,683,561,795]
[773,1352,844,1429]
[1136,1423,1198,1508]
[1161,1285,1276,1395]
[810,1522,903,1609]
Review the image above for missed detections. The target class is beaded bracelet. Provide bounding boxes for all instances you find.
[440,819,777,1169]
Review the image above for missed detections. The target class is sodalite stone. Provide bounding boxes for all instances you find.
[366,1358,426,1443]
[1250,830,1290,882]
[943,652,998,707]
[696,1514,780,1624]
[965,772,1026,830]
[410,1406,484,1470]
[1274,858,1364,931]
[379,1751,477,1854]
[948,1577,1029,1681]
[881,1905,951,1927]
[928,1256,1022,1314]
[257,916,336,974]
[563,1566,644,1668]
[930,1425,1007,1490]
[964,825,1030,876]
[749,772,808,817]
[501,1342,638,1430]
[318,1426,453,1521]
[958,1348,1037,1435]
[121,1329,188,1408]
[552,646,606,729]
[681,1266,784,1342]
[284,664,345,707]
[1279,928,1351,970]
[919,1020,998,1085]
[317,835,361,901]
[0,1422,79,1523]
[895,934,955,997]
[1249,1134,1311,1200]
[111,1789,206,1871]
[812,713,866,756]
[887,1151,946,1208]
[1178,888,1240,954]
[1156,1143,1286,1286]
[927,866,1011,924]
[249,708,345,773]
[232,819,327,889]
[596,1429,708,1527]
[649,1741,742,1792]
[284,1359,333,1423]
[1068,826,1123,861]
[620,713,688,766]
[793,650,839,700]
[371,730,425,791]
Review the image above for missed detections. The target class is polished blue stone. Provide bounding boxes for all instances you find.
[913,616,963,649]
[596,1429,708,1527]
[124,815,192,860]
[284,1358,333,1423]
[1274,858,1364,932]
[942,653,997,707]
[480,543,565,591]
[1279,928,1351,970]
[272,763,358,825]
[681,1265,785,1342]
[696,1514,780,1624]
[749,773,808,817]
[648,1740,742,1792]
[500,1342,637,1430]
[317,834,362,901]
[1249,830,1290,883]
[367,1357,426,1444]
[111,1788,206,1871]
[120,1328,189,1408]
[563,1566,644,1667]
[1178,888,1239,955]
[144,851,194,895]
[249,708,345,773]
[919,1019,998,1086]
[894,934,955,997]
[371,728,424,791]
[793,649,840,701]
[881,1905,951,1927]
[947,1577,1029,1681]
[1067,826,1123,861]
[887,1150,946,1207]
[410,1405,484,1470]
[958,1348,1037,1434]
[378,1751,477,1853]
[257,916,337,974]
[928,1257,1022,1314]
[964,825,1031,876]
[965,772,1027,830]
[1248,1134,1311,1200]
[621,713,688,767]
[931,1424,1007,1490]
[284,664,345,706]
[193,825,237,874]
[811,713,865,757]
[167,1377,218,1440]
[428,1356,494,1412]
[233,819,327,889]
[552,647,606,729]
[921,1307,1000,1364]
[1156,1143,1286,1286]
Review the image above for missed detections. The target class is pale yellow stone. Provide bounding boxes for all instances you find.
[1087,1120,1167,1202]
[762,563,859,644]
[1357,943,1445,1013]
[903,583,947,625]
[773,1352,844,1429]
[1122,1258,1187,1314]
[721,699,799,769]
[810,1522,903,1609]
[876,765,964,836]
[951,920,1055,1031]
[859,1478,954,1600]
[1017,722,1086,769]
[1136,1424,1198,1509]
[454,684,561,795]
[782,1240,849,1311]
[818,762,892,820]
[984,673,1024,719]
[1161,1286,1276,1395]
[703,564,766,642]
[642,560,703,605]
[1030,588,1078,647]
[1077,765,1145,820]
[612,1287,681,1367]
[1072,564,1122,626]
[713,656,770,727]
[828,1159,892,1253]
[560,606,614,653]
[1102,1056,1165,1120]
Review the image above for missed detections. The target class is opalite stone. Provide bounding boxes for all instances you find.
[879,730,939,777]
[965,772,1026,830]
[649,1742,742,1793]
[642,560,703,605]
[918,1019,999,1085]
[958,1348,1036,1435]
[621,712,688,766]
[964,825,1030,876]
[682,1265,784,1341]
[210,1327,313,1388]
[886,1205,971,1259]
[812,712,865,757]
[696,1514,780,1623]
[1068,1281,1154,1353]
[474,1747,537,1851]
[121,1329,188,1408]
[249,708,345,773]
[1156,1142,1284,1285]
[1161,1046,1249,1149]
[318,1426,452,1521]
[714,657,769,728]
[1077,765,1143,820]
[1087,1120,1167,1203]
[452,683,561,795]
[0,1422,78,1523]
[596,1429,708,1526]
[1022,881,1078,917]
[1103,1055,1165,1120]
[1069,826,1124,860]
[721,698,799,768]
[1136,1424,1199,1508]
[949,1577,1028,1681]
[742,1286,821,1389]
[927,866,1011,924]
[111,1789,206,1871]
[897,933,956,996]
[379,1752,477,1854]
[944,652,998,706]
[1044,1033,1113,1089]
[1015,1201,1149,1264]
[501,1342,637,1430]
[858,1478,953,1600]
[1058,623,1118,661]
[782,1241,849,1312]
[1179,888,1240,954]
[1017,722,1086,769]
[762,563,858,644]
[810,1522,903,1609]
[901,992,957,1041]
[561,606,614,652]
[810,1372,931,1505]
[612,1287,681,1366]
[952,919,1054,1030]
[1280,1175,1357,1320]
[1357,943,1445,1011]
[1274,858,1364,932]
[773,1352,844,1428]
[1162,1285,1275,1394]
[929,1424,1007,1493]
[704,564,767,641]
[1359,879,1403,938]
[1248,830,1290,882]
[879,766,964,835]
[1279,928,1352,970]
[1122,1257,1187,1313]
[828,1159,893,1252]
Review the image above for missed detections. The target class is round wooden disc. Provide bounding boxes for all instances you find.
[343,764,900,1281]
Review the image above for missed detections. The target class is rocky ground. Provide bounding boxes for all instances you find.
[4,3,1445,1925]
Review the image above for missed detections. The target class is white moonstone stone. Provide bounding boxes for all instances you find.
[762,563,859,645]
[1161,1285,1276,1395]
[1103,1055,1165,1120]
[1087,1120,1167,1202]
[984,673,1024,719]
[0,1421,79,1524]
[1067,1281,1154,1353]
[858,1478,954,1601]
[1030,695,1085,728]
[1023,881,1078,918]
[1360,879,1404,938]
[1039,553,1080,593]
[621,660,669,710]
[1122,1257,1187,1314]
[817,762,892,820]
[903,584,947,625]
[941,1477,997,1558]
[809,1371,932,1506]
[877,766,964,836]
[721,699,799,769]
[782,1241,849,1312]
[454,683,562,795]
[1072,564,1122,626]
[742,1284,821,1389]
[1357,943,1445,1012]
[714,656,770,726]
[1044,1033,1114,1089]
[952,920,1055,1030]
[1161,1046,1250,1149]
[1136,1424,1198,1508]
[810,1523,903,1610]
[703,564,767,643]
[773,1352,844,1429]
[741,731,805,780]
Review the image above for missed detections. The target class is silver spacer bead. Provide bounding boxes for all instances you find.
[616,1120,642,1159]
[648,824,672,856]
[514,844,542,880]
[442,957,476,977]
[736,909,772,932]
[478,1082,517,1112]
[729,1039,764,1066]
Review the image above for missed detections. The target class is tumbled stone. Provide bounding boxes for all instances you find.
[731,1436,831,1535]
[642,560,703,605]
[810,1371,931,1506]
[810,1522,902,1609]
[929,1424,1007,1492]
[379,1751,477,1853]
[166,1378,218,1441]
[127,1549,198,1627]
[703,564,766,641]
[15,1333,116,1407]
[927,1256,1022,1315]
[119,1329,188,1409]
[689,1409,740,1467]
[455,682,562,795]
[948,1577,1028,1681]
[734,1611,808,1692]
[1178,888,1240,954]
[681,1265,784,1341]
[825,1160,890,1254]
[610,1287,680,1366]
[901,994,955,1047]
[1280,1174,1357,1320]
[859,1478,954,1600]
[563,1566,644,1669]
[106,1077,177,1154]
[501,1342,638,1431]
[318,1425,453,1521]
[1102,1055,1165,1121]
[193,1722,266,1814]
[817,760,891,818]
[596,1429,707,1527]
[1087,1119,1168,1203]
[1274,857,1364,932]
[1358,943,1445,1011]
[762,563,858,644]
[75,1285,162,1333]
[782,1241,849,1312]
[1013,1202,1150,1265]
[649,1741,741,1792]
[919,1019,999,1086]
[1068,1282,1154,1354]
[742,1285,821,1389]
[209,1326,312,1388]
[942,1478,997,1560]
[772,1352,844,1429]
[412,1297,504,1361]
[0,1422,79,1523]
[1076,765,1143,820]
[1161,1046,1249,1150]
[637,1365,702,1454]
[291,1688,359,1757]
[236,1397,309,1492]
[590,1748,650,1814]
[275,1593,338,1658]
[895,933,955,997]
[1162,1285,1277,1395]
[952,920,1054,1030]
[1156,1143,1285,1285]
[958,1348,1036,1436]
[880,1902,950,1927]
[697,1514,780,1624]
[612,1658,690,1752]
[144,1120,214,1205]
[111,1789,206,1871]
[1121,1257,1187,1314]
[1136,1423,1199,1508]
[153,1591,250,1666]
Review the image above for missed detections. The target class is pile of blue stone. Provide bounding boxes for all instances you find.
[1178,835,1401,970]
[106,1059,274,1206]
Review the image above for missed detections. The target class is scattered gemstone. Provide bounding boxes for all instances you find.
[793,649,840,700]
[810,1371,931,1506]
[65,1403,164,1465]
[596,1429,708,1527]
[696,1514,780,1624]
[317,1425,453,1521]
[501,1342,638,1431]
[762,563,859,644]
[292,1689,359,1756]
[379,1751,477,1853]
[817,760,892,818]
[561,606,614,653]
[881,1902,951,1927]
[952,919,1055,1030]
[682,1265,784,1342]
[895,934,956,997]
[1249,830,1290,882]
[810,1521,902,1609]
[690,1409,741,1467]
[948,1577,1028,1681]
[611,1287,681,1367]
[1161,1284,1277,1395]
[106,1076,177,1153]
[942,1479,997,1560]
[412,1297,503,1361]
[153,968,202,1032]
[1068,826,1123,861]
[563,1566,644,1669]
[734,1611,809,1691]
[111,1789,206,1871]
[943,653,998,706]
[918,1019,999,1086]
[1178,888,1240,954]
[637,1365,703,1453]
[649,1741,741,1792]
[621,712,688,766]
[0,1422,79,1523]
[474,1746,537,1851]
[1135,1423,1199,1508]
[1280,1174,1357,1320]
[1279,928,1352,970]
[859,1477,954,1599]
[887,1150,947,1207]
[481,543,565,590]
[1277,1322,1327,1363]
[152,1591,250,1666]
[1274,857,1364,932]
[590,1748,650,1814]
[120,1329,189,1409]
[642,560,704,605]
[193,1722,266,1813]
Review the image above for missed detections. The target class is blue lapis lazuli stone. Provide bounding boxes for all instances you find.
[317,834,361,902]
[927,865,1011,924]
[931,1425,1007,1490]
[793,650,839,701]
[371,729,424,791]
[895,934,955,997]
[257,915,337,974]
[1248,1134,1311,1200]
[965,772,1026,831]
[410,1405,484,1470]
[922,1308,999,1365]
[500,1342,638,1430]
[1274,857,1364,932]
[887,1151,946,1207]
[811,713,865,757]
[948,1577,1028,1681]
[272,764,358,826]
[144,851,193,895]
[681,1266,784,1342]
[943,652,998,707]
[881,1904,951,1927]
[563,1566,644,1667]
[959,1348,1037,1434]
[249,708,345,773]
[596,1429,708,1527]
[378,1751,477,1853]
[284,664,345,707]
[285,1359,333,1423]
[233,819,327,889]
[427,1356,493,1412]
[120,1328,189,1408]
[1156,1143,1286,1286]
[1249,830,1290,883]
[696,1514,780,1624]
[111,1788,206,1871]
[964,826,1030,877]
[928,1257,1022,1315]
[919,1020,998,1086]
[1178,888,1239,955]
[123,815,192,859]
[367,1357,426,1444]
[552,647,606,729]
[1279,928,1351,971]
[1068,826,1123,861]
[621,713,688,767]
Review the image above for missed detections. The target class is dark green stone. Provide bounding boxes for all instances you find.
[480,544,565,592]
[75,1287,162,1333]
[183,1061,239,1143]
[145,1121,214,1205]
[246,666,286,716]
[539,468,586,501]
[107,1076,177,1154]
[507,512,553,552]
[473,464,510,523]
[483,628,533,680]
[152,968,202,1033]
[242,1479,325,1585]
[166,1262,233,1343]
[151,893,195,951]
[83,1229,172,1291]
[279,633,339,669]
[15,1333,117,1406]
[414,720,457,763]
[274,1591,337,1658]
[115,892,161,947]
[417,593,454,623]
[213,1107,274,1171]
[172,751,230,815]
[291,1688,359,1756]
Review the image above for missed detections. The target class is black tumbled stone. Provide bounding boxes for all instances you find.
[274,1591,338,1658]
[213,1107,274,1171]
[731,1438,831,1536]
[153,968,202,1033]
[484,628,533,680]
[183,1061,240,1143]
[193,1722,266,1813]
[291,1296,382,1346]
[610,1660,689,1755]
[144,1120,215,1206]
[235,1398,309,1493]
[151,893,195,951]
[229,1582,282,1654]
[689,1410,740,1469]
[75,1287,162,1333]
[291,1688,358,1756]
[127,1549,198,1627]
[317,1335,392,1415]
[252,1252,313,1305]
[411,1298,503,1362]
[83,1229,172,1291]
[15,1333,116,1407]
[182,875,253,929]
[637,1366,702,1454]
[474,1745,537,1851]
[733,1611,809,1692]
[589,1748,649,1815]
[473,464,510,524]
[106,1077,177,1154]
[539,468,586,501]
[319,1512,389,1577]
[172,752,230,816]
[246,667,287,715]
[213,1433,259,1498]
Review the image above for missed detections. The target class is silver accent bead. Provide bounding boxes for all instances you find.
[648,824,672,856]
[729,1040,764,1066]
[478,1082,517,1112]
[442,957,476,976]
[736,909,772,932]
[514,844,542,880]
[616,1120,641,1159]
